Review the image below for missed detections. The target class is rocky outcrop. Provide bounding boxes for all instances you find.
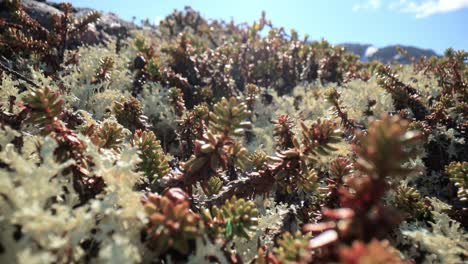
[22,0,63,28]
[0,0,61,29]
[0,0,137,45]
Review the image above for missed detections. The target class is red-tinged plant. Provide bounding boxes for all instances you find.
[323,157,354,207]
[0,1,100,73]
[338,239,408,264]
[2,2,468,262]
[376,65,428,120]
[299,119,342,163]
[141,188,201,256]
[215,119,338,206]
[23,86,104,202]
[205,118,340,205]
[303,115,423,261]
[112,96,151,132]
[324,87,360,138]
[272,114,295,150]
[169,87,187,117]
[183,131,249,185]
[92,57,114,85]
[48,122,104,203]
[329,157,354,180]
[181,97,251,185]
[340,115,422,239]
[176,103,209,159]
[131,36,194,100]
[414,48,467,98]
[353,115,422,180]
[23,86,64,130]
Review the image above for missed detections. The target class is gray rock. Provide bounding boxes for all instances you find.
[21,0,63,29]
[1,0,138,45]
[72,6,137,40]
[76,10,137,45]
[0,0,63,30]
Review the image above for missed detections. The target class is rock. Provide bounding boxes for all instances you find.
[74,8,136,35]
[21,0,64,29]
[78,11,137,45]
[1,0,138,46]
[0,0,63,30]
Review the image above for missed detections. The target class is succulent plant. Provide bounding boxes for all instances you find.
[445,161,468,201]
[376,65,428,121]
[249,149,268,171]
[94,120,126,150]
[329,157,353,179]
[202,175,223,197]
[245,83,259,112]
[112,96,151,132]
[169,87,186,117]
[182,97,251,184]
[176,103,209,159]
[394,182,431,220]
[23,86,64,129]
[300,119,342,163]
[0,1,100,73]
[324,87,358,134]
[209,97,252,138]
[141,188,201,255]
[192,103,210,119]
[1,2,466,263]
[272,114,295,149]
[182,131,224,183]
[202,196,259,239]
[133,130,171,183]
[93,57,114,84]
[353,115,422,180]
[273,231,312,263]
[274,160,319,195]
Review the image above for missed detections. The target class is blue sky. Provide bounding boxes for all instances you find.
[54,0,468,54]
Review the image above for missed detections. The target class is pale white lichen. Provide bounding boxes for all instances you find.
[401,198,468,263]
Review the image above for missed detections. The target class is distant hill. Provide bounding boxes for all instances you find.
[340,43,439,64]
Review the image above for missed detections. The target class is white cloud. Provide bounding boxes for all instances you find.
[154,16,162,25]
[353,0,382,11]
[365,46,379,57]
[392,0,468,18]
[354,0,468,17]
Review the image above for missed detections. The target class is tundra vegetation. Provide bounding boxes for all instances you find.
[0,1,467,263]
